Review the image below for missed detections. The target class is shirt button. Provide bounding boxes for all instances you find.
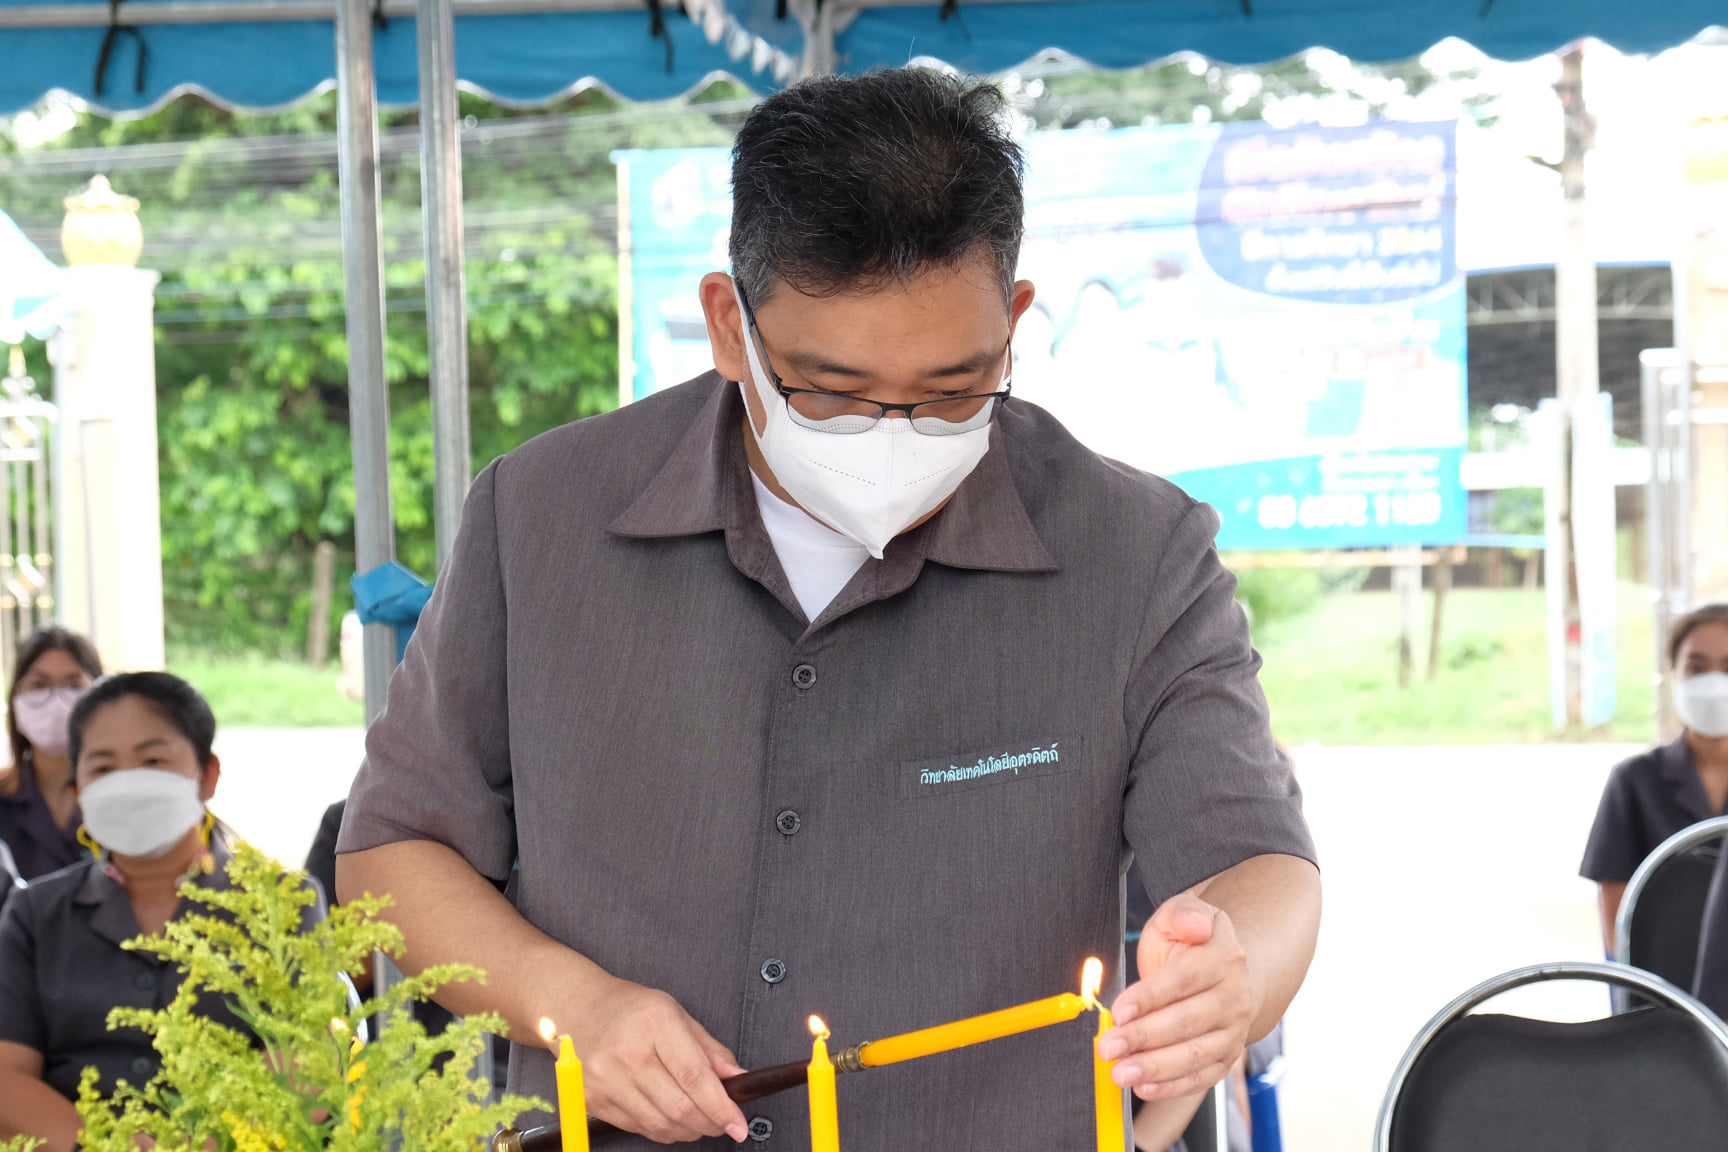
[135,971,157,990]
[775,810,802,836]
[790,663,817,691]
[747,1117,774,1142]
[760,958,787,985]
[130,1056,154,1079]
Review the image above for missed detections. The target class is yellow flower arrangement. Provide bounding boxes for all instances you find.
[65,843,545,1152]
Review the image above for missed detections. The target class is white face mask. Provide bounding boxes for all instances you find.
[736,287,995,559]
[80,768,206,859]
[1676,672,1728,739]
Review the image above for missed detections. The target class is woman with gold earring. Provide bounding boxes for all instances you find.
[0,672,278,1151]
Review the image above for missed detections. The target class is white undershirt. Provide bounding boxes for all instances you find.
[750,472,871,621]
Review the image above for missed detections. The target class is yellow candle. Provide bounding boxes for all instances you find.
[1082,959,1126,1152]
[807,1016,840,1152]
[540,1018,590,1152]
[857,992,1089,1067]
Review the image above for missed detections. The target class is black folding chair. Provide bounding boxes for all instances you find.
[1374,961,1728,1152]
[1613,814,1728,1010]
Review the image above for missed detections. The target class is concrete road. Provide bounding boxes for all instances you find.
[211,731,1633,1150]
[1281,743,1627,1152]
[210,726,368,871]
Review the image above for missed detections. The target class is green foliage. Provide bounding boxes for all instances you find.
[4,85,741,656]
[1230,560,1323,630]
[0,1137,44,1152]
[72,843,544,1152]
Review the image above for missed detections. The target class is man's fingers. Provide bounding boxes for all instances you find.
[700,1033,748,1081]
[1136,895,1218,975]
[1107,1026,1239,1096]
[1103,987,1228,1062]
[655,1030,748,1142]
[1112,944,1230,1028]
[1148,895,1218,946]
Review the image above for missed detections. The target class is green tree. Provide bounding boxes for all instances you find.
[3,84,745,655]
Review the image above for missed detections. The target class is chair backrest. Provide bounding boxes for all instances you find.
[1615,815,1728,994]
[1374,961,1728,1152]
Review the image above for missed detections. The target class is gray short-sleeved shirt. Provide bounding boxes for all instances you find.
[339,374,1315,1151]
[0,843,259,1101]
[1581,737,1721,884]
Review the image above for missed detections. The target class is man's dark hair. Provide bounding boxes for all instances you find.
[729,68,1025,306]
[69,671,217,769]
[1669,603,1728,667]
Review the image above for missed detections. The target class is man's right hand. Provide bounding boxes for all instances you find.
[563,975,749,1144]
[336,841,749,1144]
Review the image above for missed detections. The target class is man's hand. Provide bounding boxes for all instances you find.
[1099,893,1253,1101]
[564,975,749,1144]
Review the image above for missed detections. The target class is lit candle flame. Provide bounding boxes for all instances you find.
[538,1017,557,1044]
[1080,957,1104,1008]
[809,1015,830,1040]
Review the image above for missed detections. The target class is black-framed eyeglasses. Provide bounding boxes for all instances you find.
[738,287,1012,437]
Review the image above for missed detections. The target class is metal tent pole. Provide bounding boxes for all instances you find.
[418,0,471,569]
[336,0,397,722]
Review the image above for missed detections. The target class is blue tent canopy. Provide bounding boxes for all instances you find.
[2,0,1723,116]
[698,0,1726,81]
[0,1,769,114]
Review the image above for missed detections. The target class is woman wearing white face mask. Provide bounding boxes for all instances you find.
[0,626,102,883]
[0,671,259,1151]
[1582,603,1728,956]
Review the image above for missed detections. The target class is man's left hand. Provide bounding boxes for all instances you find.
[1098,893,1253,1100]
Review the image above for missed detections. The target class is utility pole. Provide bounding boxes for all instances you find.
[1552,46,1599,730]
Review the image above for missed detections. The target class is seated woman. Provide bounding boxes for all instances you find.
[1582,603,1728,956]
[0,626,103,882]
[0,672,254,1151]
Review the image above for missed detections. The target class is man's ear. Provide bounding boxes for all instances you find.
[1007,279,1038,337]
[700,272,746,383]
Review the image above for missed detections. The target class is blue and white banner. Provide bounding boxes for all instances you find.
[616,118,1467,550]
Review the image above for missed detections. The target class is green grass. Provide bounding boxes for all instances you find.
[165,649,365,728]
[1253,584,1657,745]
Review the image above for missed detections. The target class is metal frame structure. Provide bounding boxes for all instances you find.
[1465,266,1673,328]
[1372,959,1728,1152]
[1643,348,1695,737]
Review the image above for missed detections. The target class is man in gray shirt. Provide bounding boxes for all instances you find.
[338,69,1319,1151]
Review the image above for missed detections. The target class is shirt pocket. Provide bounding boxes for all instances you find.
[897,734,1082,801]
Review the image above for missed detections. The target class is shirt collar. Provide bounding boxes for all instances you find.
[73,834,236,948]
[1657,734,1719,820]
[607,374,1058,575]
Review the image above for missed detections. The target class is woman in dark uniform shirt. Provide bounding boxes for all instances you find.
[0,672,250,1151]
[0,626,102,881]
[1582,603,1728,955]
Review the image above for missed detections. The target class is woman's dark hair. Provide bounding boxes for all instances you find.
[68,671,217,770]
[4,624,103,784]
[728,68,1025,306]
[1669,603,1728,667]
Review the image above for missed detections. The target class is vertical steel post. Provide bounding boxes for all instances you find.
[418,0,471,571]
[1552,46,1599,730]
[336,0,397,723]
